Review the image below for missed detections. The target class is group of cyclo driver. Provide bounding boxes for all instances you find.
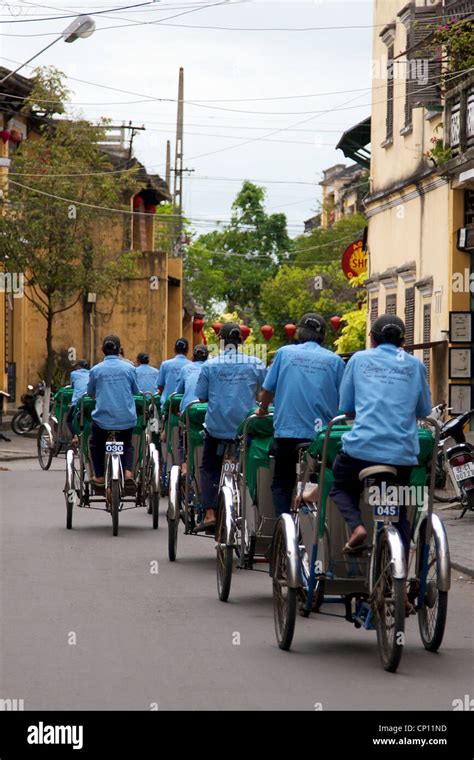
[67,312,432,567]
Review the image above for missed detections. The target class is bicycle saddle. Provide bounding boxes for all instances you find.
[358,465,398,481]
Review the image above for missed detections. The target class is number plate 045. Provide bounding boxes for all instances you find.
[373,504,400,521]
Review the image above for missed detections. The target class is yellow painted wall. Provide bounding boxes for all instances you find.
[167,257,183,359]
[367,0,471,405]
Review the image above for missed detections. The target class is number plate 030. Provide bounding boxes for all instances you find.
[106,441,124,455]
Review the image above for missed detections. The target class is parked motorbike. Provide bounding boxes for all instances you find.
[429,403,474,517]
[11,382,45,435]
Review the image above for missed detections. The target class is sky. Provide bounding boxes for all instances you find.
[0,0,374,239]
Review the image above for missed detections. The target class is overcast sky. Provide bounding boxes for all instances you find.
[1,0,373,238]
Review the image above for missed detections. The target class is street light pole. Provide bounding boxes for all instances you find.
[0,16,96,86]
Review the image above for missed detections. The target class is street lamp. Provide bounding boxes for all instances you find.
[0,16,96,86]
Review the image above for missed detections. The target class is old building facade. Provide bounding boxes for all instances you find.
[0,69,188,404]
[363,0,473,412]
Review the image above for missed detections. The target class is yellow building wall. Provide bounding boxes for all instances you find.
[371,0,442,196]
[367,0,472,406]
[167,257,183,359]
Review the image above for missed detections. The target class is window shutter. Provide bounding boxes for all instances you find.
[370,297,379,326]
[423,303,432,380]
[386,294,397,315]
[386,45,394,140]
[404,287,415,349]
[407,4,442,109]
[444,0,474,20]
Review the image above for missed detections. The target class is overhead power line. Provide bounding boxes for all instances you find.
[0,7,470,32]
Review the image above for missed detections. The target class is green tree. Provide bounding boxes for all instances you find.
[184,181,292,319]
[0,67,140,386]
[260,261,358,351]
[290,212,367,268]
[334,273,368,354]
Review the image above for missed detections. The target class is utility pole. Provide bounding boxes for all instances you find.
[165,139,171,194]
[172,67,184,257]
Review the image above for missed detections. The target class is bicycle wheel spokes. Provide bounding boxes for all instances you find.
[418,530,448,652]
[373,533,405,672]
[272,522,297,650]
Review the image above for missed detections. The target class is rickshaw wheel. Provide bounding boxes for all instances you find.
[150,490,159,529]
[37,424,54,470]
[373,532,405,672]
[168,467,181,560]
[417,524,448,652]
[64,451,78,529]
[272,520,297,650]
[216,499,233,602]
[111,480,120,536]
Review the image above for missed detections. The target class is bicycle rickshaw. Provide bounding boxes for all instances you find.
[167,400,208,561]
[271,415,450,672]
[215,410,276,602]
[37,385,74,470]
[63,393,160,535]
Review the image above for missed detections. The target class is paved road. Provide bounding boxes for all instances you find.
[1,459,473,711]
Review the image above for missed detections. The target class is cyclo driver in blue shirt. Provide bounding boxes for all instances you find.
[329,314,432,572]
[176,344,209,414]
[176,344,209,470]
[257,313,345,515]
[195,323,267,532]
[157,337,191,409]
[87,335,140,488]
[67,359,90,441]
[135,352,160,395]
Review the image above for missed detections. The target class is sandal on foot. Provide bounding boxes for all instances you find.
[195,519,216,533]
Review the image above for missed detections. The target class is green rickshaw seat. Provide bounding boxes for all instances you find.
[237,408,275,505]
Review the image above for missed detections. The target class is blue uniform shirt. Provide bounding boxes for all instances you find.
[157,354,190,407]
[339,344,432,466]
[135,363,160,395]
[195,348,267,439]
[87,355,140,430]
[70,368,90,406]
[263,342,345,439]
[176,361,205,413]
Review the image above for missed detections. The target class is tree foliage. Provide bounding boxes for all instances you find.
[260,261,359,351]
[334,273,368,354]
[184,181,292,319]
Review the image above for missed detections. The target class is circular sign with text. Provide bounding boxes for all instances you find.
[341,240,367,280]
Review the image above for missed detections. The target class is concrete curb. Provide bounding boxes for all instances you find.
[0,455,38,462]
[451,561,474,579]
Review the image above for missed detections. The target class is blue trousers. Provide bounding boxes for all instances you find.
[90,422,134,478]
[329,451,413,559]
[200,434,228,511]
[271,437,312,516]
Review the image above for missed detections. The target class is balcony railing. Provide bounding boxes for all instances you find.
[446,71,474,158]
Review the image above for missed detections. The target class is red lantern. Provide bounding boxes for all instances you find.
[193,317,204,333]
[260,324,274,341]
[284,323,297,341]
[240,324,251,342]
[9,130,21,145]
[0,130,11,144]
[330,315,342,331]
[212,321,222,335]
